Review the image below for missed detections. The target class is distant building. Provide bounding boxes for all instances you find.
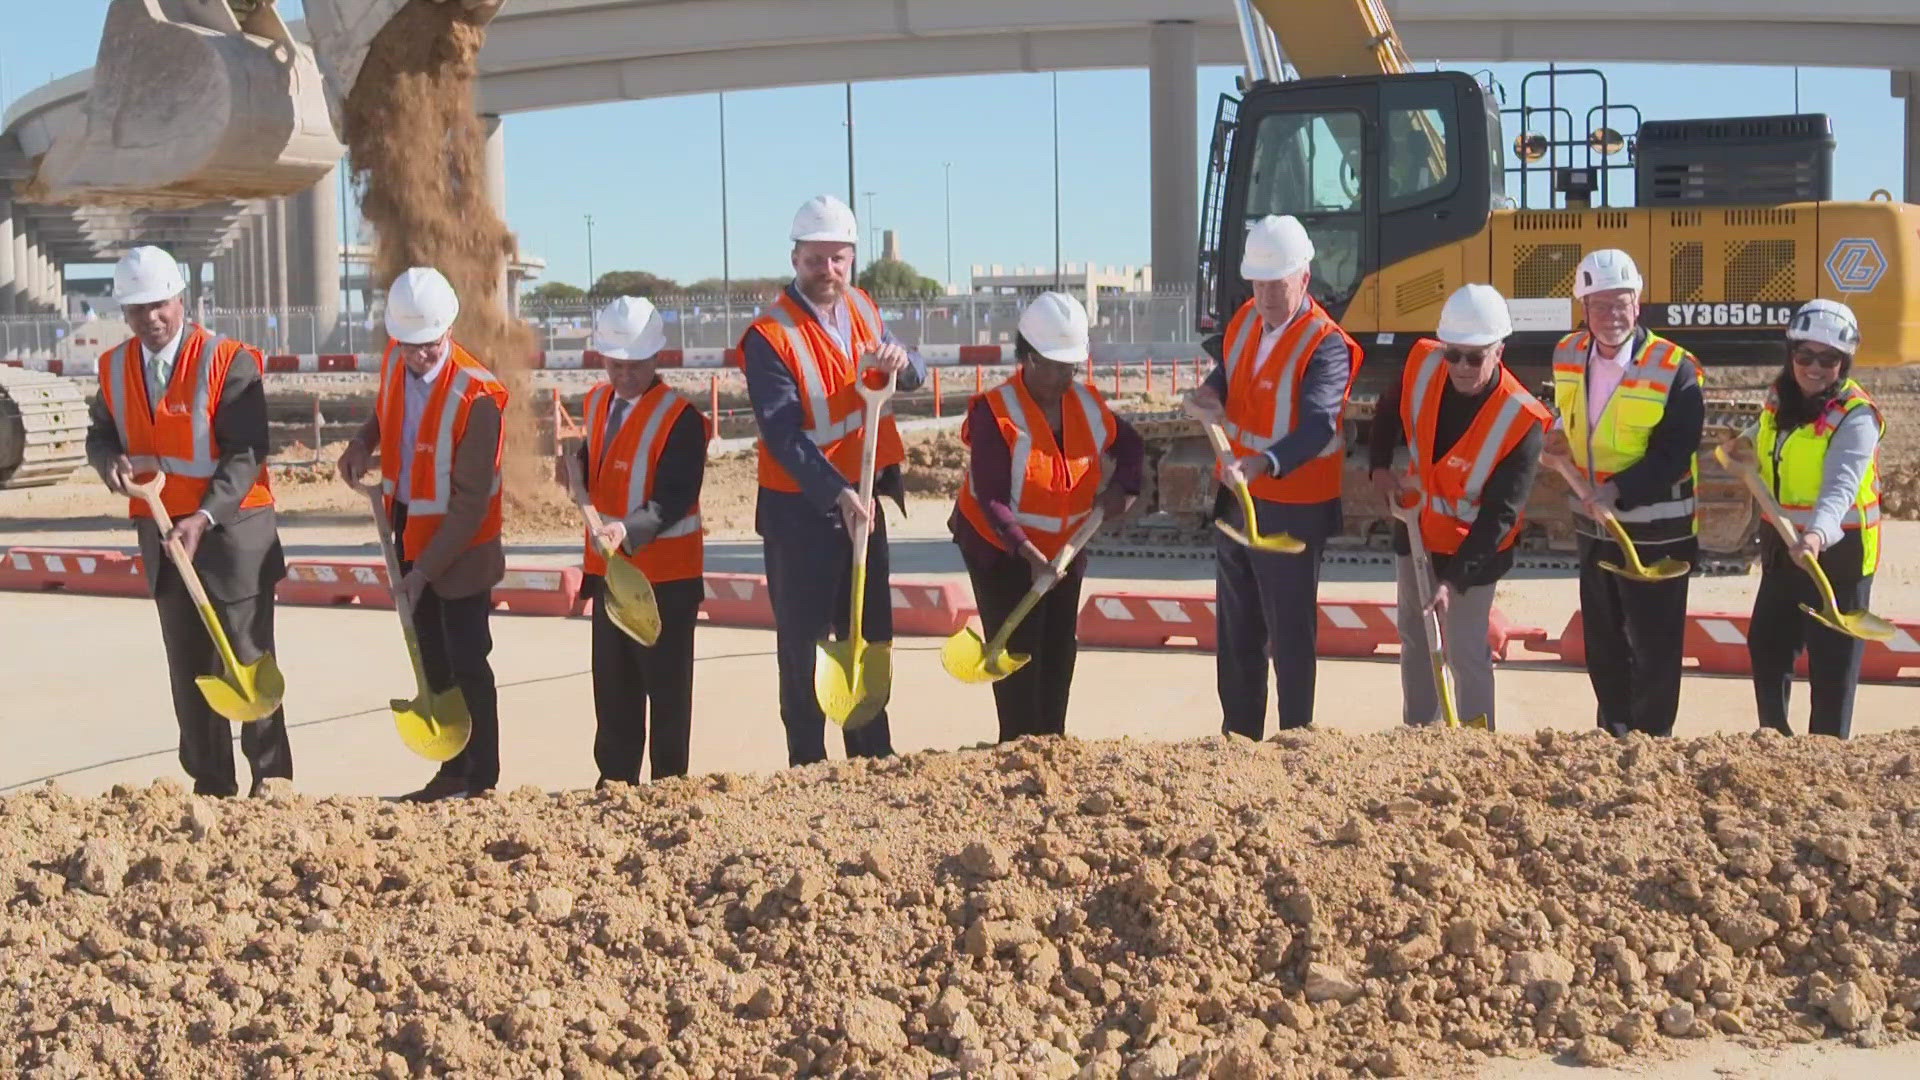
[967,263,1153,324]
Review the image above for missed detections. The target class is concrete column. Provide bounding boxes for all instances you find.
[1149,21,1199,294]
[481,114,509,309]
[1898,71,1920,205]
[14,228,31,314]
[270,198,291,349]
[47,253,63,316]
[0,198,15,317]
[291,166,342,347]
[21,233,43,312]
[253,208,270,311]
[188,260,205,312]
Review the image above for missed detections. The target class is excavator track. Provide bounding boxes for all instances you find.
[1093,390,1765,576]
[0,368,92,488]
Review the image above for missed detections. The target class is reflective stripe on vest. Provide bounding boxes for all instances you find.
[104,332,221,478]
[998,379,1114,533]
[764,290,883,446]
[1219,306,1323,449]
[1401,339,1548,550]
[1550,329,1699,542]
[1757,379,1883,574]
[383,364,504,514]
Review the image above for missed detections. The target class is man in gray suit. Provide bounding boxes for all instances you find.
[338,267,508,802]
[86,246,292,798]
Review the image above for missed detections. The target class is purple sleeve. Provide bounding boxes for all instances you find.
[965,399,1030,549]
[1110,416,1145,495]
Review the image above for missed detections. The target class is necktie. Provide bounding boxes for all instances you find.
[600,398,629,465]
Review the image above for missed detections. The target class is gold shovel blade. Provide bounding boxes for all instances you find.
[940,627,1032,684]
[602,559,662,646]
[816,639,893,729]
[1599,557,1690,582]
[193,653,286,724]
[392,688,473,762]
[1799,604,1898,643]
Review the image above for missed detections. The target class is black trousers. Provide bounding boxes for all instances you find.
[391,507,500,792]
[589,574,701,781]
[1578,533,1695,737]
[962,545,1087,743]
[1748,535,1871,739]
[153,568,292,797]
[762,495,894,766]
[1215,496,1338,739]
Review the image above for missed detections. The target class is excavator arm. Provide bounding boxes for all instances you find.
[1246,0,1415,79]
[25,0,503,208]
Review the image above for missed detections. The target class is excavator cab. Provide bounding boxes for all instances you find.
[1199,71,1498,332]
[28,0,502,208]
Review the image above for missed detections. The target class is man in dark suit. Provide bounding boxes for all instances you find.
[338,267,509,801]
[86,246,292,798]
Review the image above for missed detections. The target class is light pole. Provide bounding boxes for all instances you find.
[862,190,878,272]
[845,84,856,217]
[584,213,596,296]
[943,161,953,291]
[719,91,732,341]
[1052,71,1062,290]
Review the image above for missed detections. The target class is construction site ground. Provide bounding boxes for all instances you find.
[7,395,1920,1079]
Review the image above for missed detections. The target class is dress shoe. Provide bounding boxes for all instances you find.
[395,774,470,803]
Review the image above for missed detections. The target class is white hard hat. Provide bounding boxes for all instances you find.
[1017,291,1090,364]
[592,296,667,360]
[112,245,187,305]
[1573,248,1643,299]
[1240,215,1314,281]
[384,267,461,344]
[1435,284,1513,348]
[1786,298,1861,356]
[790,194,859,245]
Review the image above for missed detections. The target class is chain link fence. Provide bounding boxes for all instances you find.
[1,290,1202,361]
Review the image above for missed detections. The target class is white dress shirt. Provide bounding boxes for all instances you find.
[396,353,448,503]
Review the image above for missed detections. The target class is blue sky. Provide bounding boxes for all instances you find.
[4,2,1906,290]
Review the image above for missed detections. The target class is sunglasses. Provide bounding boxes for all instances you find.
[1792,347,1845,369]
[1443,348,1493,367]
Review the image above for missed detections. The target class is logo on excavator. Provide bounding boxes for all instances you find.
[1825,238,1887,294]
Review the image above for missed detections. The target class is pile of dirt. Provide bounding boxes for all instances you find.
[903,430,968,498]
[340,0,542,519]
[7,727,1920,1078]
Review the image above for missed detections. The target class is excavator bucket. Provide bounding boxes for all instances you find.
[31,0,508,208]
[31,0,345,206]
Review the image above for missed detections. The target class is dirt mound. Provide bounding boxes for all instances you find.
[7,728,1920,1078]
[904,430,967,497]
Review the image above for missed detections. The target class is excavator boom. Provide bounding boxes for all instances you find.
[1246,0,1415,79]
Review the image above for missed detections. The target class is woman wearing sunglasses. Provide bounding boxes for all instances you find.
[1720,300,1883,738]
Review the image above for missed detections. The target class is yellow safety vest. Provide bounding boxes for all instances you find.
[1756,379,1883,575]
[1551,330,1700,545]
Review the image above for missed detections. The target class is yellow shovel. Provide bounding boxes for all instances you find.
[563,450,661,646]
[352,479,472,761]
[1202,422,1306,554]
[817,363,898,730]
[123,471,286,724]
[1544,454,1690,582]
[1714,443,1896,642]
[943,508,1107,684]
[1389,487,1488,730]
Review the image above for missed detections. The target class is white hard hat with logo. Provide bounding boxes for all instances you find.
[384,267,461,344]
[1017,291,1091,364]
[1240,215,1315,281]
[113,246,188,305]
[1573,249,1643,299]
[1786,298,1861,356]
[592,296,668,360]
[1435,284,1514,348]
[790,194,859,245]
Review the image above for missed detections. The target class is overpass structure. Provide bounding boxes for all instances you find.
[2,0,1917,338]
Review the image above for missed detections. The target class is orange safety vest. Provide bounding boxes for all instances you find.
[1218,296,1363,503]
[955,371,1118,560]
[583,380,709,583]
[1398,339,1553,556]
[97,325,276,521]
[749,288,904,491]
[375,340,509,562]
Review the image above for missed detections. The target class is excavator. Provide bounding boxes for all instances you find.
[0,0,501,490]
[1101,0,1920,569]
